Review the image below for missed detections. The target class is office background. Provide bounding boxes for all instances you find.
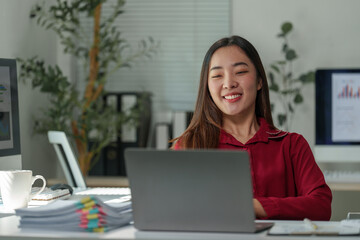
[1,0,360,219]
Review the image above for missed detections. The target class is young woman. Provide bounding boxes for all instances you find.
[173,36,332,220]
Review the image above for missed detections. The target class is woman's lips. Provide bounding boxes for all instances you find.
[223,93,242,102]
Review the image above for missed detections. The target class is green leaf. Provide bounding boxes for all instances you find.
[294,93,303,104]
[278,114,287,127]
[281,22,293,35]
[269,83,279,92]
[299,71,315,83]
[276,61,286,65]
[121,63,131,68]
[307,71,315,83]
[270,103,275,113]
[286,72,292,80]
[46,23,54,29]
[149,36,154,43]
[281,88,300,95]
[269,72,274,83]
[288,103,294,113]
[286,49,297,61]
[282,43,288,53]
[270,64,280,73]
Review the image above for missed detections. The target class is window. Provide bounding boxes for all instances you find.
[77,0,231,112]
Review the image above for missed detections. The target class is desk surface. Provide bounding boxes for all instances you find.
[0,216,359,240]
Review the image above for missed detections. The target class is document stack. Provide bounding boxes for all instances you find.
[15,196,132,232]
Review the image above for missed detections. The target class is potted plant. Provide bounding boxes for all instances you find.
[18,0,158,175]
[268,22,315,131]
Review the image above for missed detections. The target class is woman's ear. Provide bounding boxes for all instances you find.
[257,77,263,90]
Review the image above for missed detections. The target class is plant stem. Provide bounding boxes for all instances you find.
[72,3,102,175]
[84,3,101,109]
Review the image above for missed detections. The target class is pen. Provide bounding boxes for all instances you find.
[304,218,318,230]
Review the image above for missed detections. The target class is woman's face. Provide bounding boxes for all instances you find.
[207,45,262,118]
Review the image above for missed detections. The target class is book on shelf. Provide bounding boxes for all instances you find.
[15,196,132,232]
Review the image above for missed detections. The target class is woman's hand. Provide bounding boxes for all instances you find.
[253,198,267,218]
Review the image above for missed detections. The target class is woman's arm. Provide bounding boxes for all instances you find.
[256,134,332,220]
[253,198,267,218]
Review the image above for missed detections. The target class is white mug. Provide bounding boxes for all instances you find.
[0,170,46,209]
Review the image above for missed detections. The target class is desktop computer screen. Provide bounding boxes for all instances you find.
[314,69,360,162]
[0,58,21,170]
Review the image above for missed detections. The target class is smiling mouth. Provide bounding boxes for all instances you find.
[224,94,242,100]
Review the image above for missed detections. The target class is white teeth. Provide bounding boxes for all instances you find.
[224,94,241,100]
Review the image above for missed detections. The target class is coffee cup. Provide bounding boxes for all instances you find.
[0,170,46,209]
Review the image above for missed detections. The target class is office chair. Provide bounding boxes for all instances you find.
[48,131,87,188]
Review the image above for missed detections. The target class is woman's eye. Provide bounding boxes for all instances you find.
[211,75,221,78]
[236,71,248,75]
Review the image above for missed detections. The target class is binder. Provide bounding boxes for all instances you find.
[88,141,105,176]
[104,142,120,176]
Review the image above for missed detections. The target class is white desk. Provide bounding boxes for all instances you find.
[1,189,358,240]
[0,216,359,240]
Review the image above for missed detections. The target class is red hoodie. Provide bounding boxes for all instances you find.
[174,118,332,220]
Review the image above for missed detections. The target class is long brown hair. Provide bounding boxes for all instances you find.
[173,36,274,148]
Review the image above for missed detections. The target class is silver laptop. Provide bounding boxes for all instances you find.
[125,149,273,233]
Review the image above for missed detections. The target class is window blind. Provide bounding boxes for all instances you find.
[77,0,231,112]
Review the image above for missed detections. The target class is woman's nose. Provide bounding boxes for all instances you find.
[223,75,238,89]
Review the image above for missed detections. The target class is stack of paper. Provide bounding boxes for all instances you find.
[15,196,132,232]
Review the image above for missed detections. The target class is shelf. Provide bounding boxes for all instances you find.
[328,183,360,191]
[47,176,129,188]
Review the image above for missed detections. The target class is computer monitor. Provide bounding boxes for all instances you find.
[314,69,360,162]
[0,58,21,170]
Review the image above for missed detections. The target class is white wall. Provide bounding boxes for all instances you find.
[0,0,58,178]
[232,0,360,147]
[2,0,360,177]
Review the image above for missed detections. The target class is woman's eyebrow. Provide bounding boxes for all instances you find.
[209,66,222,71]
[209,62,248,72]
[233,62,248,67]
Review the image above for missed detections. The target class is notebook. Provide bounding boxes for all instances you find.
[124,148,273,233]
